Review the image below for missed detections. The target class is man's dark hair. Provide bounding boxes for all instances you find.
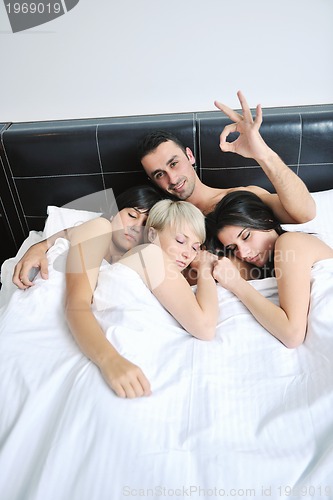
[137,130,187,162]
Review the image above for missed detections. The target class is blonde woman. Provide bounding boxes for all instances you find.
[66,199,218,398]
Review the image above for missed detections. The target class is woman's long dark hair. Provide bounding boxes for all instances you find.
[102,184,163,219]
[205,190,285,275]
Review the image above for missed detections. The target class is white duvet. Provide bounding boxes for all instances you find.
[1,238,333,500]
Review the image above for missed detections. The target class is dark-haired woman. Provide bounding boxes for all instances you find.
[12,185,163,398]
[206,191,333,348]
[13,185,162,288]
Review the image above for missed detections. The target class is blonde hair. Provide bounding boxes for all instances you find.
[145,199,206,243]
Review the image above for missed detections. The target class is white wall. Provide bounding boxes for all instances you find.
[1,0,332,122]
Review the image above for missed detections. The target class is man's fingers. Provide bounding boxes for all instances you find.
[16,262,40,288]
[254,103,263,128]
[13,279,27,289]
[216,91,259,127]
[12,264,33,289]
[219,123,238,152]
[12,263,23,287]
[13,255,48,288]
[214,100,242,123]
[19,276,35,288]
[39,258,49,279]
[236,90,253,121]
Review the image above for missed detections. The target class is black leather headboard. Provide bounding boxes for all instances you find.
[1,104,333,265]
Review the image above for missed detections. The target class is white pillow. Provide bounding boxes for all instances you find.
[0,206,103,307]
[282,189,333,248]
[43,205,102,239]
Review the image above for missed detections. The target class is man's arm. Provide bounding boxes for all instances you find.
[214,91,316,224]
[12,227,72,289]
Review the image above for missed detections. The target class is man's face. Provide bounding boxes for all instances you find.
[141,141,197,200]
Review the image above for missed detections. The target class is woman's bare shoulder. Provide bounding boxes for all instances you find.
[120,244,173,290]
[276,231,333,263]
[277,231,312,245]
[275,231,322,256]
[68,217,112,245]
[277,230,328,246]
[121,242,163,262]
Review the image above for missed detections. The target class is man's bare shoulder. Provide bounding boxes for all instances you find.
[226,185,270,196]
[203,185,270,214]
[201,187,227,214]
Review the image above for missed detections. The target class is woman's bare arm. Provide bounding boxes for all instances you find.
[213,232,333,348]
[65,218,151,398]
[121,246,219,340]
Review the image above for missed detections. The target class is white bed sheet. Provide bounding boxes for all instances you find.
[1,237,333,500]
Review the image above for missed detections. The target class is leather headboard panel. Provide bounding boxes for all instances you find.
[1,114,196,244]
[1,104,333,262]
[197,105,333,192]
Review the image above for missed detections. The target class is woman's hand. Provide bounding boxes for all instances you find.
[185,250,218,286]
[98,353,151,399]
[191,249,218,272]
[212,256,243,292]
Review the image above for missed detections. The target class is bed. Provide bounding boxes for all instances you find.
[1,104,333,500]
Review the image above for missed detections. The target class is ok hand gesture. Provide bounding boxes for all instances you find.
[215,90,269,162]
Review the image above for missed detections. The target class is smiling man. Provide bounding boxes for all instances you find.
[139,91,316,224]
